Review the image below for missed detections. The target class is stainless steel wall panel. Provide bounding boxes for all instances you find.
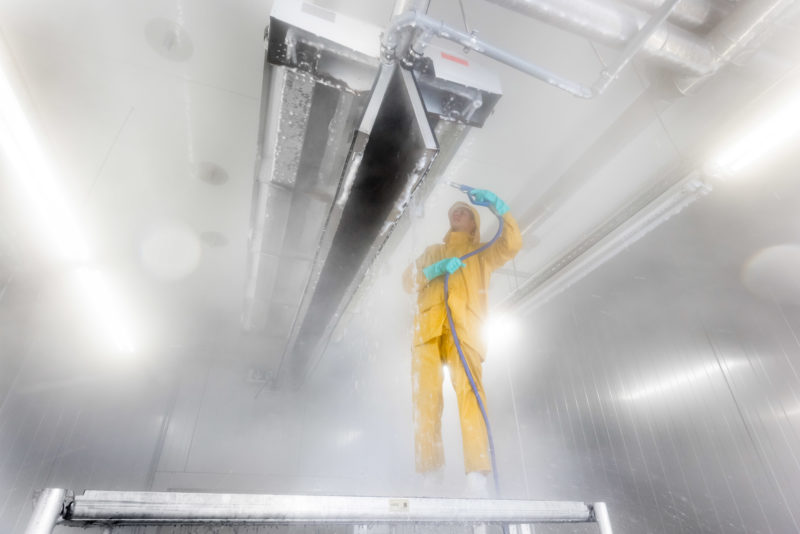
[178,363,303,478]
[481,172,800,533]
[155,364,210,474]
[0,346,174,533]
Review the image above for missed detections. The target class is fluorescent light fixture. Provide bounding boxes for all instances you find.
[0,63,90,263]
[483,313,520,355]
[618,358,745,401]
[0,51,135,353]
[708,90,800,177]
[503,172,712,313]
[72,267,135,354]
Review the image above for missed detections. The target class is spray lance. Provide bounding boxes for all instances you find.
[444,181,506,494]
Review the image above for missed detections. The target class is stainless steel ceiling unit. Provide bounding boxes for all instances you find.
[243,0,502,386]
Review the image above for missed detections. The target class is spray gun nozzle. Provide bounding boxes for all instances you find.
[447,181,474,193]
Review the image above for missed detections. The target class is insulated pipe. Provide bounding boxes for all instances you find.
[391,0,431,68]
[382,12,595,97]
[24,488,66,534]
[482,0,714,74]
[392,0,431,17]
[675,0,796,93]
[593,0,681,94]
[383,7,679,98]
[621,0,722,30]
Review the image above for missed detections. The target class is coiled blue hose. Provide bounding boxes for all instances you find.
[442,186,504,494]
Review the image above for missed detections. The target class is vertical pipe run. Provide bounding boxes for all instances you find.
[392,0,431,17]
[24,488,66,534]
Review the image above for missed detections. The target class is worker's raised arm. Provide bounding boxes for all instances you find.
[467,189,522,271]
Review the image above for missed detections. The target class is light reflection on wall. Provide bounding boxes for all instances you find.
[618,359,747,402]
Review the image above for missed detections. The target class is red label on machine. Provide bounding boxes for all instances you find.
[441,52,469,66]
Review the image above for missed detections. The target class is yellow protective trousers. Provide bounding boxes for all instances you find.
[412,326,491,474]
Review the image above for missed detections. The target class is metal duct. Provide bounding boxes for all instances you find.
[392,0,431,17]
[277,63,438,386]
[621,0,723,31]
[675,0,797,93]
[244,0,502,386]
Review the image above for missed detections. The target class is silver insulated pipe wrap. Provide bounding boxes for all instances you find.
[483,0,795,78]
[483,0,714,74]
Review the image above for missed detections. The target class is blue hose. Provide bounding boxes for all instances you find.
[443,186,504,494]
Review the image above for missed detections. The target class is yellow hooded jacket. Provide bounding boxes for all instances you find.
[403,202,523,358]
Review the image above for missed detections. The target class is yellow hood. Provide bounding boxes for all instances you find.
[445,201,481,245]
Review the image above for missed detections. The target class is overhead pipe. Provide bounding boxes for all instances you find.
[392,0,431,17]
[675,0,797,93]
[620,0,723,30]
[482,0,714,74]
[381,3,681,98]
[382,12,592,97]
[390,0,431,71]
[483,0,795,83]
[592,0,682,94]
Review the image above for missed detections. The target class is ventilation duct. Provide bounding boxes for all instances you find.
[243,0,501,386]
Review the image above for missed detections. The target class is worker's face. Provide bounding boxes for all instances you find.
[450,206,476,234]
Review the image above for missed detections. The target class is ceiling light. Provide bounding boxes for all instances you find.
[502,171,712,313]
[1,50,135,353]
[0,67,90,263]
[707,87,800,177]
[483,313,520,355]
[72,267,135,354]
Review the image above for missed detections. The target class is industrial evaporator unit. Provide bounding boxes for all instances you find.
[243,0,502,387]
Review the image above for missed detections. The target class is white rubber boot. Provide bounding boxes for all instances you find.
[465,471,490,499]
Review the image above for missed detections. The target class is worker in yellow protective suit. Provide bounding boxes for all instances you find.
[403,189,522,494]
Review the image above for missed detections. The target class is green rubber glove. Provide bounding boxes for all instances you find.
[469,189,509,216]
[423,257,465,281]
